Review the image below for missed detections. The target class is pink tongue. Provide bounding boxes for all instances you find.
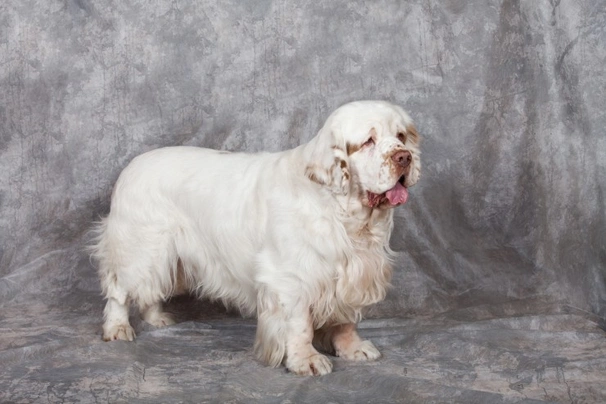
[385,182,409,205]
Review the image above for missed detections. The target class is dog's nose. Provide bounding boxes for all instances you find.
[392,150,412,168]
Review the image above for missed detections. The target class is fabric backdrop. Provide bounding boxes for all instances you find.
[1,1,605,403]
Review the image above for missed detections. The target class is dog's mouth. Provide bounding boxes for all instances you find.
[366,176,408,208]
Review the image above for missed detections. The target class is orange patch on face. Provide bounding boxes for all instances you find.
[347,128,377,156]
[406,124,420,144]
[346,142,361,156]
[305,164,325,185]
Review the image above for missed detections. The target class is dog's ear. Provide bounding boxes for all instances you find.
[403,123,422,186]
[304,126,350,195]
[405,124,421,148]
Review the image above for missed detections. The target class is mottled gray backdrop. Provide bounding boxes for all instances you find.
[1,1,605,403]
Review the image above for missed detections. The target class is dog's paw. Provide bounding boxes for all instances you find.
[336,340,381,361]
[144,312,175,328]
[103,324,136,342]
[286,353,333,376]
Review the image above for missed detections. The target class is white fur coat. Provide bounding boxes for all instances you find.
[91,100,421,375]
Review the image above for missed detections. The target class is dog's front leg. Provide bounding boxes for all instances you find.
[283,306,333,376]
[255,288,332,376]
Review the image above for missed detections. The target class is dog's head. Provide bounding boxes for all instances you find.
[305,101,421,209]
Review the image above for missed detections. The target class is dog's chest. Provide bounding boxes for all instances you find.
[319,223,391,318]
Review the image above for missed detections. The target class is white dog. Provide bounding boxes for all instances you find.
[91,100,421,376]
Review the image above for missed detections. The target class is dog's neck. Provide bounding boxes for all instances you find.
[334,191,394,241]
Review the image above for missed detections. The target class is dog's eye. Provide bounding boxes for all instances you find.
[397,133,406,143]
[363,137,374,147]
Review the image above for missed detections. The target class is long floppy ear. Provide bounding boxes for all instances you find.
[303,125,350,195]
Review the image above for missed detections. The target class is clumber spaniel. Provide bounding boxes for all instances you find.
[92,100,421,375]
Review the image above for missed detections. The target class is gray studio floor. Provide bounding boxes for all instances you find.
[2,257,605,403]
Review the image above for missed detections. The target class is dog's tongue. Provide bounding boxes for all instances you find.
[385,181,408,205]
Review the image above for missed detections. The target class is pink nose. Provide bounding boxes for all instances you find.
[392,150,412,168]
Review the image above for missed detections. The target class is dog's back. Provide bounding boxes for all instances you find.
[92,146,289,339]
